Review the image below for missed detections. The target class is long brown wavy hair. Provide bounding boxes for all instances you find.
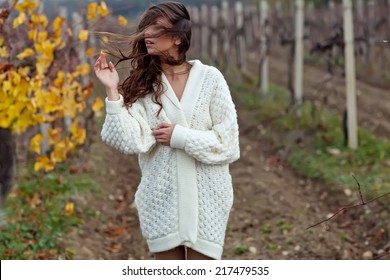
[115,2,191,112]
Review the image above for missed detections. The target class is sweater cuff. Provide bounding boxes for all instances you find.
[105,94,126,114]
[170,125,189,150]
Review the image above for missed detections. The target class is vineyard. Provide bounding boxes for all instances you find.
[1,0,390,260]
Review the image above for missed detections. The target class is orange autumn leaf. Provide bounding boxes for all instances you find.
[86,47,95,57]
[47,127,62,146]
[65,202,74,214]
[27,193,41,209]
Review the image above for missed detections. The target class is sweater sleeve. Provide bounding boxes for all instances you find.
[101,94,156,154]
[170,69,240,165]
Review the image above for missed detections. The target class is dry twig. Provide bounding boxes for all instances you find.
[307,175,390,230]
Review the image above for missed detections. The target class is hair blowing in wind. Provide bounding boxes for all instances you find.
[97,2,191,113]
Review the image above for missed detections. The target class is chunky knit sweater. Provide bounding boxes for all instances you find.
[101,60,240,259]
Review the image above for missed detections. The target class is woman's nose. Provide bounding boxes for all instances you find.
[144,28,152,37]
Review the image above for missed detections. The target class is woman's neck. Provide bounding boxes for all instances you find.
[161,62,191,80]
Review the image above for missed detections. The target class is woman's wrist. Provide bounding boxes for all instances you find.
[106,87,120,101]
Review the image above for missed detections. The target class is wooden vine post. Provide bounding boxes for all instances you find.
[235,1,247,71]
[200,4,209,59]
[211,5,219,63]
[221,0,230,73]
[259,0,269,95]
[343,0,358,149]
[294,0,304,109]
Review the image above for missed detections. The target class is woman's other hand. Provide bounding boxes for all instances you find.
[94,51,120,100]
[152,123,175,146]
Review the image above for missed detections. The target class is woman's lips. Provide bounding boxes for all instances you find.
[145,40,154,47]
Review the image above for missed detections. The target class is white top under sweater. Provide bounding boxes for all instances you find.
[101,60,240,259]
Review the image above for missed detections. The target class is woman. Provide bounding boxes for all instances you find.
[94,2,240,260]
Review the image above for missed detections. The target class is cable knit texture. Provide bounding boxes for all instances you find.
[101,60,239,259]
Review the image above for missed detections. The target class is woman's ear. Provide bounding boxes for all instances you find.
[174,37,181,46]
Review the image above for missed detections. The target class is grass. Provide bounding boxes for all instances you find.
[230,74,390,199]
[234,245,249,254]
[0,162,100,260]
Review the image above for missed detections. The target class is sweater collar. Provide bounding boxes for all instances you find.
[161,60,207,125]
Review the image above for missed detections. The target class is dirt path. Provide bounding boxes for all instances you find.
[61,104,389,260]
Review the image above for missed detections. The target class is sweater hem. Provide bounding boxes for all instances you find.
[147,233,223,260]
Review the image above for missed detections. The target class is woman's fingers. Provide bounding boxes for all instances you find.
[109,61,115,72]
[94,59,100,72]
[152,129,165,136]
[100,52,108,69]
[94,55,116,74]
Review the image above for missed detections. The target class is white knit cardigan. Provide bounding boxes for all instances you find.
[101,60,240,259]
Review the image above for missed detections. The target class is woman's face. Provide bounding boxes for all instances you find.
[144,17,180,59]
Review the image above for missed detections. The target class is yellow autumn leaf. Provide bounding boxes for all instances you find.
[34,156,55,172]
[29,133,44,154]
[118,16,127,27]
[31,14,48,28]
[70,121,86,145]
[13,12,27,28]
[41,91,61,113]
[92,97,104,112]
[54,71,65,87]
[52,16,64,31]
[28,29,38,41]
[64,137,76,152]
[86,47,95,57]
[17,48,35,60]
[98,1,109,17]
[0,114,12,129]
[12,71,22,85]
[37,31,48,43]
[0,37,3,46]
[2,80,11,92]
[14,110,41,134]
[65,202,74,214]
[0,46,9,58]
[50,141,67,163]
[18,66,31,77]
[87,2,98,20]
[35,40,56,56]
[75,64,90,76]
[78,30,89,42]
[15,0,39,13]
[48,127,62,146]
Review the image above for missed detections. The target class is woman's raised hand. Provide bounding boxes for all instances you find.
[94,51,120,100]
